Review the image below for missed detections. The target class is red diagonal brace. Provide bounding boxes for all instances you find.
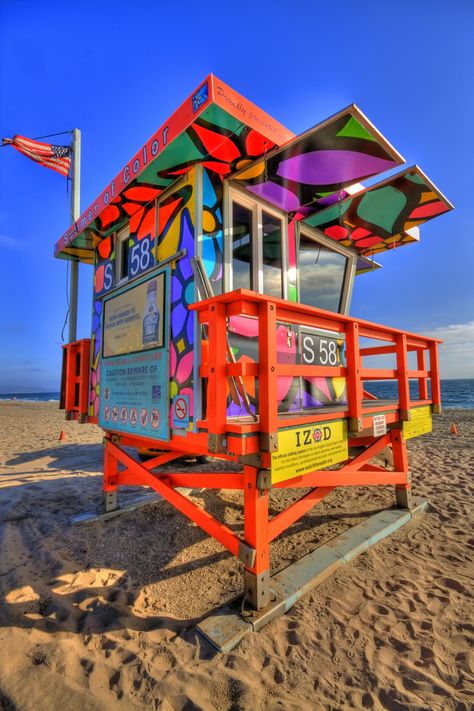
[268,486,334,542]
[106,441,242,557]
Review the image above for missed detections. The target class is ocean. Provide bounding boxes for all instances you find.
[1,379,473,409]
[0,391,60,403]
[364,379,474,410]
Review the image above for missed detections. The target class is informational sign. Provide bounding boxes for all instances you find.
[373,414,387,437]
[271,419,348,484]
[128,236,155,280]
[99,268,169,440]
[300,329,344,366]
[403,406,432,440]
[103,272,164,357]
[173,395,190,429]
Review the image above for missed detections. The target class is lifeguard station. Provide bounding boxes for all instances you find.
[58,76,452,635]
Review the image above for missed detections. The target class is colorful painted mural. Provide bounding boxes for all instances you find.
[232,106,404,216]
[201,168,224,294]
[163,172,196,424]
[304,167,453,256]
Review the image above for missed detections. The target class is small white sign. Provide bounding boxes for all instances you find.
[373,414,387,437]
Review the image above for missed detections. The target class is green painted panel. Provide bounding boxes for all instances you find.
[336,115,377,142]
[201,104,245,134]
[306,198,353,228]
[357,186,407,233]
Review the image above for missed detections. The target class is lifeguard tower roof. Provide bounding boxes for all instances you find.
[54,74,452,265]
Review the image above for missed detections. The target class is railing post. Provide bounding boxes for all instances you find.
[345,321,363,432]
[417,348,428,400]
[258,301,278,451]
[207,302,228,452]
[396,333,410,421]
[429,342,442,414]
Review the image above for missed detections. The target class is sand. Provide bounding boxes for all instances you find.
[0,401,473,710]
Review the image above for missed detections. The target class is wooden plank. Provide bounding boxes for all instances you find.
[196,499,428,650]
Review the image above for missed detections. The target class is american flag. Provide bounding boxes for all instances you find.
[2,134,72,177]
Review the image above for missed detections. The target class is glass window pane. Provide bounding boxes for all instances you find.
[298,235,347,312]
[232,203,252,290]
[120,238,129,280]
[262,211,283,298]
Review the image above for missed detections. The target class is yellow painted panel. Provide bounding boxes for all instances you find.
[420,191,438,204]
[403,406,432,440]
[234,162,265,180]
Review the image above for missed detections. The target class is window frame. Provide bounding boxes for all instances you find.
[224,184,288,299]
[114,223,131,287]
[296,223,356,315]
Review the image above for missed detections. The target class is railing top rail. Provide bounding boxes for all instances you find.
[190,289,442,345]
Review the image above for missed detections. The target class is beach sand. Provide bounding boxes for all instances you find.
[0,402,472,710]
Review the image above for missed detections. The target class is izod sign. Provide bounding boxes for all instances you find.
[270,419,348,484]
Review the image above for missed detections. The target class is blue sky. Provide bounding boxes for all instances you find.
[0,0,473,392]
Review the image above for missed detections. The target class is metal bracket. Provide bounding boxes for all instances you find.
[348,417,363,434]
[238,453,262,468]
[259,432,278,452]
[432,404,442,414]
[244,569,271,610]
[238,541,256,568]
[103,490,118,513]
[208,433,227,454]
[257,469,272,491]
[110,434,121,444]
[395,486,413,510]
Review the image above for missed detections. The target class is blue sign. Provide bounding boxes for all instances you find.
[128,235,155,280]
[99,266,170,440]
[99,348,169,440]
[173,395,190,429]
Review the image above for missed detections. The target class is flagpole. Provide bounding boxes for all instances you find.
[69,128,81,342]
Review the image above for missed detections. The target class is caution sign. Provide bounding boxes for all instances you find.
[271,420,348,484]
[173,395,190,429]
[403,406,432,440]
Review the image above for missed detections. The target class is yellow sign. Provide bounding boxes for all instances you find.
[403,406,432,440]
[103,274,164,357]
[271,420,348,484]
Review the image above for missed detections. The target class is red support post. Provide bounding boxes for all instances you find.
[243,466,271,609]
[103,439,119,512]
[391,429,412,509]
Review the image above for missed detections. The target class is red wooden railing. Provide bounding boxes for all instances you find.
[191,289,442,441]
[60,338,91,421]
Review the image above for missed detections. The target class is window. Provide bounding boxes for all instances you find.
[227,189,286,297]
[262,210,283,298]
[298,228,353,314]
[232,202,253,290]
[115,224,130,284]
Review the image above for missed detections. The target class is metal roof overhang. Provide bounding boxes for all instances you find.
[303,165,454,257]
[231,107,453,259]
